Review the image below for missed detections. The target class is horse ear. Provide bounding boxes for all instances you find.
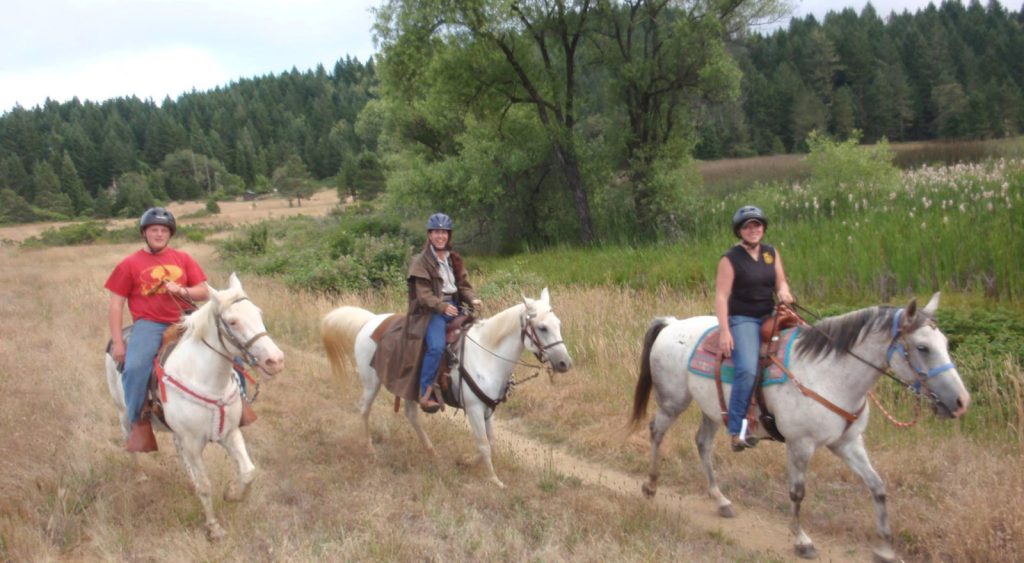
[521,294,535,314]
[229,272,242,291]
[207,282,220,302]
[903,298,918,327]
[922,292,940,316]
[540,287,550,306]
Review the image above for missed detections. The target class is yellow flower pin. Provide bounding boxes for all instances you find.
[763,252,774,264]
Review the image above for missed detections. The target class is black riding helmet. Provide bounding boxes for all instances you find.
[140,207,177,236]
[731,205,768,237]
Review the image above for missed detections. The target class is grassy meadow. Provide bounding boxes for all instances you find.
[2,140,1023,561]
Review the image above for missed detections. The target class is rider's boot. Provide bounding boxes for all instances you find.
[126,416,158,452]
[239,401,258,427]
[419,387,442,414]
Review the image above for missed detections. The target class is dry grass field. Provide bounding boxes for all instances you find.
[2,200,1022,560]
[0,190,342,244]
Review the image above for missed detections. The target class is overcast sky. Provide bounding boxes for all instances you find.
[0,0,970,114]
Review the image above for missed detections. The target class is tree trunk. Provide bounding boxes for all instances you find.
[553,143,594,243]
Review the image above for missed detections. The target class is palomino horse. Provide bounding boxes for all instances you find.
[106,273,284,540]
[630,293,969,561]
[321,288,573,488]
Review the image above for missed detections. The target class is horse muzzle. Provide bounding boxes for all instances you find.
[256,351,285,377]
[930,387,970,419]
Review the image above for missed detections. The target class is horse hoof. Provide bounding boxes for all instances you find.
[206,522,227,541]
[718,504,735,518]
[492,478,506,489]
[795,543,818,559]
[224,482,249,502]
[872,547,897,563]
[641,483,657,498]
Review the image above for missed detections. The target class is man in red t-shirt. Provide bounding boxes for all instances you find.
[105,207,209,452]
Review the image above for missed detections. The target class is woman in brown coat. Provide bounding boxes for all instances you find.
[412,212,481,411]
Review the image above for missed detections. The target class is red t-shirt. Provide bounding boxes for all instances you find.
[105,248,207,323]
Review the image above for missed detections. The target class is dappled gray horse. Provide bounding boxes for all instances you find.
[630,293,969,561]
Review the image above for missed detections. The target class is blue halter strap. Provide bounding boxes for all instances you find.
[885,308,956,390]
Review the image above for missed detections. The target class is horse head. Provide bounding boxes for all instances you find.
[890,292,970,419]
[207,273,285,377]
[521,287,573,373]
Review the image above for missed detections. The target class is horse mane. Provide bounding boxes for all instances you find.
[794,305,929,360]
[179,287,247,342]
[478,303,528,349]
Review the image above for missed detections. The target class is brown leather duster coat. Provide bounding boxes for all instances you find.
[372,244,477,401]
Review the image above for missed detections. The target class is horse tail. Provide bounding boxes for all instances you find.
[321,306,375,379]
[630,317,672,431]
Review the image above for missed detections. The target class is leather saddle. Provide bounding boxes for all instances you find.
[372,314,476,412]
[710,306,802,442]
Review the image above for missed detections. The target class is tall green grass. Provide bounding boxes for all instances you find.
[480,155,1024,303]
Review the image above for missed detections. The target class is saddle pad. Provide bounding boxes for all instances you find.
[687,325,802,386]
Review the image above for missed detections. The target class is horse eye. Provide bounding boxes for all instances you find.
[538,325,548,332]
[915,345,929,353]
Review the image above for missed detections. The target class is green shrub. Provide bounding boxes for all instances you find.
[23,222,106,246]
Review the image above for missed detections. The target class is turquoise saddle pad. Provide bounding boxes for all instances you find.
[686,325,802,386]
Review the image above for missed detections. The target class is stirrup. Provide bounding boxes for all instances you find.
[730,435,759,452]
[419,391,442,414]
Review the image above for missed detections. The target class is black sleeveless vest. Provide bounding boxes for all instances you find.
[725,243,777,318]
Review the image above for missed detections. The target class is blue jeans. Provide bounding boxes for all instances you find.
[727,315,763,436]
[419,312,454,396]
[122,319,170,424]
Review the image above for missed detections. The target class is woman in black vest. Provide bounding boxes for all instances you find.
[714,205,794,451]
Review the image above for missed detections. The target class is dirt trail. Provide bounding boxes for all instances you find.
[274,326,871,561]
[490,418,870,562]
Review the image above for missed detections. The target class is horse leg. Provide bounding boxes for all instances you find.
[402,400,436,456]
[465,406,503,488]
[829,435,895,563]
[358,377,381,454]
[174,433,225,541]
[641,403,684,498]
[786,439,818,559]
[220,428,256,503]
[695,414,733,517]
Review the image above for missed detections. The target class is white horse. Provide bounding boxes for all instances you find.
[106,273,285,540]
[630,293,970,561]
[321,288,573,488]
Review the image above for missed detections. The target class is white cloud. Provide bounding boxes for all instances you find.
[1,0,381,112]
[1,47,230,109]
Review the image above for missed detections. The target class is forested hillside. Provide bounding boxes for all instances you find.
[0,58,379,223]
[1,1,1021,239]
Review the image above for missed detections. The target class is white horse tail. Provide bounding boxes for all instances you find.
[630,317,673,431]
[321,306,375,379]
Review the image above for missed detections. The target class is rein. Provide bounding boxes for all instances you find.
[790,302,954,426]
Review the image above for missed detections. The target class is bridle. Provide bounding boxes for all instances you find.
[787,303,957,425]
[203,296,272,369]
[453,306,567,415]
[884,308,957,395]
[520,309,565,365]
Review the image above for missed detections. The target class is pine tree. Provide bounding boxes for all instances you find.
[59,151,93,215]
